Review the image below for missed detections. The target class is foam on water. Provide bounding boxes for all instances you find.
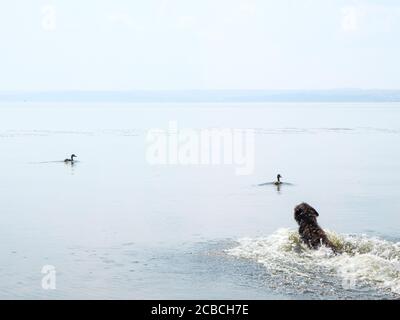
[227,229,400,298]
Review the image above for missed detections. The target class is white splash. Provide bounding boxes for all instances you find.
[227,228,400,296]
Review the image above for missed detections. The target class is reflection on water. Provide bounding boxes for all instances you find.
[257,182,294,194]
[0,102,400,299]
[64,161,77,175]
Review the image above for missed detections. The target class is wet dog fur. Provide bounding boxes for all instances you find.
[294,203,339,253]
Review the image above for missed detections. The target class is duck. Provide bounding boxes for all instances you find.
[274,174,282,185]
[64,154,77,163]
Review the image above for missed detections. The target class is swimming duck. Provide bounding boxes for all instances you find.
[64,154,77,163]
[274,174,282,185]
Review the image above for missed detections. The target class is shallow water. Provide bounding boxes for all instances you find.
[0,102,399,299]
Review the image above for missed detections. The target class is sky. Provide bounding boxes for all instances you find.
[0,0,400,91]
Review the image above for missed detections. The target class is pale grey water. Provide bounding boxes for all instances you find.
[0,102,400,299]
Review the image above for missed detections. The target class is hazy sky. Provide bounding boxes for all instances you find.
[1,0,399,91]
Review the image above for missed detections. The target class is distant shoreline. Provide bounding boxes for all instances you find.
[1,90,400,103]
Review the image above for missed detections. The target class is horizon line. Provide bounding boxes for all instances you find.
[1,89,400,103]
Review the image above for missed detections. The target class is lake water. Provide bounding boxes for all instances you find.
[0,102,400,299]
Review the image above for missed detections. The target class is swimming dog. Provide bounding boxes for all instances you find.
[294,203,339,253]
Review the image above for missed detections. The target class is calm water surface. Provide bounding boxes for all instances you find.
[0,102,399,299]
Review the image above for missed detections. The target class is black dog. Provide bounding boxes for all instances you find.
[294,203,339,253]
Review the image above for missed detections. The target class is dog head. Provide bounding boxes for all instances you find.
[294,202,319,225]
